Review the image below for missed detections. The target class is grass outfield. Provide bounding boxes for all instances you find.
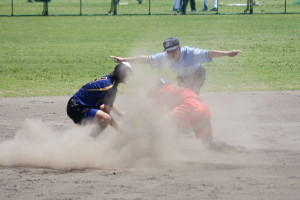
[0,15,299,96]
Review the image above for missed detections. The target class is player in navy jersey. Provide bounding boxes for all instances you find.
[67,62,132,130]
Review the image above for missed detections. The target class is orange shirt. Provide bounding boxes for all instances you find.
[160,84,211,127]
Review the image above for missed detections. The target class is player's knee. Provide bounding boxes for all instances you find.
[95,111,112,127]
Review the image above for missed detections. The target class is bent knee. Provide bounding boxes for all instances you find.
[95,111,112,126]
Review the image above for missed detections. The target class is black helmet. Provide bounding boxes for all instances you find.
[112,62,133,84]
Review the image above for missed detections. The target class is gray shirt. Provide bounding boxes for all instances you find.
[148,46,212,77]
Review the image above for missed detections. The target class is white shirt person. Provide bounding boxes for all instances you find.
[110,37,240,94]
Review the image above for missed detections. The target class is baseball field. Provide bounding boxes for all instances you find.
[0,8,300,200]
[0,14,299,96]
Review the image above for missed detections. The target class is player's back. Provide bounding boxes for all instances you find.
[72,75,117,107]
[161,84,199,100]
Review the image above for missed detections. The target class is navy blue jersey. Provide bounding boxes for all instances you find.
[72,75,117,108]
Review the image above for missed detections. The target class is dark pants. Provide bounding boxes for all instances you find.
[67,98,91,124]
[67,98,108,137]
[181,0,196,14]
[108,0,119,15]
[176,67,206,94]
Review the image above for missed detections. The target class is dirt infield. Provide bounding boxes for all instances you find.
[0,91,300,200]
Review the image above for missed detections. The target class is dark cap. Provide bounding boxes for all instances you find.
[163,37,180,52]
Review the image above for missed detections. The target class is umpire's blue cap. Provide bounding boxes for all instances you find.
[163,37,180,52]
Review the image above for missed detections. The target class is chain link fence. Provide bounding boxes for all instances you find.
[0,0,299,16]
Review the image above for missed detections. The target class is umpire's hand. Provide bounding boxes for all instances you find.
[109,56,126,63]
[228,50,241,57]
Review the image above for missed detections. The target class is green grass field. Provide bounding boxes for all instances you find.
[0,14,299,96]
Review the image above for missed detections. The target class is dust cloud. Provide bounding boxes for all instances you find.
[0,66,259,170]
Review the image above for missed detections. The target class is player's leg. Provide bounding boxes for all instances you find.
[185,98,213,143]
[193,118,213,144]
[170,100,213,143]
[250,0,253,13]
[82,109,112,137]
[189,67,206,94]
[170,104,192,131]
[244,0,250,13]
[176,75,188,89]
[173,0,181,12]
[176,73,201,93]
[181,0,188,14]
[210,0,218,11]
[108,0,113,13]
[190,0,196,11]
[86,109,112,128]
[175,68,206,94]
[112,0,118,15]
[203,0,208,11]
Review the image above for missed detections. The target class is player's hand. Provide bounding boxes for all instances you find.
[109,56,126,63]
[228,50,241,57]
[100,104,112,113]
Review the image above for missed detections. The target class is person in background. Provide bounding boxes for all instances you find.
[173,0,182,14]
[181,0,197,14]
[202,0,218,11]
[108,0,119,15]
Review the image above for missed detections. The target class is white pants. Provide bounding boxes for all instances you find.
[173,0,182,11]
[204,0,218,8]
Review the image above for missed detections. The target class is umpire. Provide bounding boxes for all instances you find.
[110,37,240,94]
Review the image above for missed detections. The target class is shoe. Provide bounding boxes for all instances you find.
[205,140,247,153]
[201,8,208,11]
[191,9,197,12]
[210,8,218,11]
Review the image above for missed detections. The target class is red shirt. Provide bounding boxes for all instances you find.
[160,84,210,127]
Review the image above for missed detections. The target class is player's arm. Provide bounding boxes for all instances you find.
[208,50,241,58]
[109,55,149,64]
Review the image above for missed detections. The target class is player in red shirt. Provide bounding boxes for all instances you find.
[158,79,213,145]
